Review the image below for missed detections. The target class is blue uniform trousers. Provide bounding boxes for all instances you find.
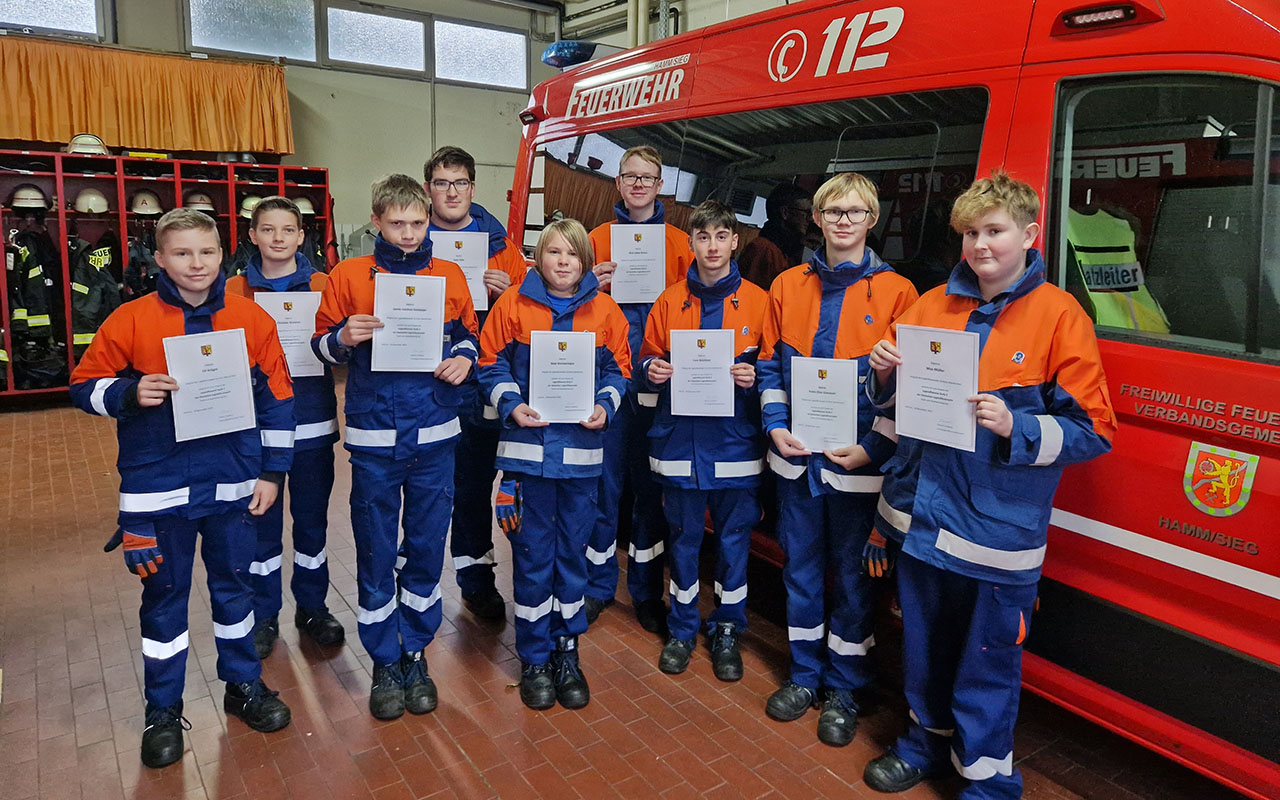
[662,487,755,642]
[893,552,1036,800]
[350,447,454,666]
[140,510,259,709]
[776,476,876,691]
[586,398,668,604]
[251,445,335,619]
[509,475,595,665]
[450,415,500,597]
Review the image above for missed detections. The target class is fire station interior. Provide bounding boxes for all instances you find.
[3,2,1277,798]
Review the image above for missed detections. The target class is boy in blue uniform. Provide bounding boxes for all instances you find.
[425,146,528,621]
[862,173,1116,798]
[757,173,918,746]
[226,196,344,656]
[313,175,479,720]
[71,208,295,768]
[637,200,768,680]
[478,218,631,709]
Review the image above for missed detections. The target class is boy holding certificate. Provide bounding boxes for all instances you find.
[70,208,296,768]
[312,175,479,721]
[757,173,918,746]
[478,219,630,710]
[862,173,1115,799]
[636,200,768,680]
[585,146,695,633]
[424,146,529,622]
[226,196,344,658]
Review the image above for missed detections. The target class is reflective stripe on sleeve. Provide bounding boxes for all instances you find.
[1033,415,1064,466]
[90,377,119,416]
[260,429,296,448]
[600,385,621,411]
[490,381,521,408]
[872,415,898,442]
[877,494,912,535]
[760,389,788,408]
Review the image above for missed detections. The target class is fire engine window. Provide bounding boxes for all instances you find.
[527,87,988,293]
[1051,77,1280,359]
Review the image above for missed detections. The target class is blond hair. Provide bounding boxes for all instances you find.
[950,171,1040,231]
[535,219,594,286]
[371,173,429,217]
[813,173,880,223]
[619,145,662,172]
[155,207,219,252]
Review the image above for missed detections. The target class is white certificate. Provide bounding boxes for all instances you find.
[430,230,489,311]
[371,273,445,373]
[610,224,666,304]
[790,357,858,451]
[162,328,256,442]
[895,324,980,452]
[255,291,324,378]
[669,328,734,417]
[529,330,596,423]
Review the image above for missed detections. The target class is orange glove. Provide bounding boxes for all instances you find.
[862,528,894,578]
[105,524,163,579]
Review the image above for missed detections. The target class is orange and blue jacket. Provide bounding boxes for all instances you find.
[431,201,529,425]
[226,253,338,451]
[589,201,695,404]
[478,270,631,479]
[311,235,479,459]
[638,262,769,490]
[70,270,294,523]
[873,250,1117,585]
[758,248,919,496]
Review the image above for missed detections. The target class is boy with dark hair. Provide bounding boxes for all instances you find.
[71,207,295,768]
[226,196,344,656]
[638,200,768,680]
[312,174,479,720]
[424,145,528,620]
[863,172,1116,798]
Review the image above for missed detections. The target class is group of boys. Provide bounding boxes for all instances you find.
[72,138,1116,800]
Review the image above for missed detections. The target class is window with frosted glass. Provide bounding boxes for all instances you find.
[188,0,316,61]
[327,6,425,72]
[1,0,98,35]
[433,20,527,90]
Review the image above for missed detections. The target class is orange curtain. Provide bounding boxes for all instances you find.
[545,158,701,231]
[0,37,293,154]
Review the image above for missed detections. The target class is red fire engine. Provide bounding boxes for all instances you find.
[509,2,1280,797]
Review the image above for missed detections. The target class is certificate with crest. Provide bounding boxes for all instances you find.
[255,291,324,377]
[669,328,734,417]
[610,224,666,304]
[895,324,979,451]
[371,273,446,372]
[790,357,857,451]
[429,230,489,311]
[162,328,256,442]
[528,330,596,423]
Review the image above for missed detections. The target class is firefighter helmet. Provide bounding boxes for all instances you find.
[239,195,262,219]
[74,188,111,214]
[184,191,216,212]
[10,184,49,209]
[292,197,316,216]
[130,190,163,215]
[65,133,109,155]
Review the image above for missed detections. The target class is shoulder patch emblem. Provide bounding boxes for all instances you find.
[864,314,874,325]
[1012,351,1025,364]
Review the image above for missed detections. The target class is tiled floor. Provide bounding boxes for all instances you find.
[0,396,1247,800]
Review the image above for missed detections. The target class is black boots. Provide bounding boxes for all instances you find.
[369,660,406,720]
[140,702,189,769]
[634,599,668,635]
[551,636,589,709]
[224,678,291,732]
[462,588,506,621]
[708,622,743,682]
[863,752,929,793]
[295,608,345,646]
[519,661,556,710]
[816,688,859,746]
[584,596,614,625]
[659,638,695,674]
[400,650,438,715]
[765,681,816,722]
[253,615,279,659]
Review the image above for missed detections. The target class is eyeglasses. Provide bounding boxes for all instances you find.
[429,179,473,192]
[619,173,660,187]
[820,208,872,224]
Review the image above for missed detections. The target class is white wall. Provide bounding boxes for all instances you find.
[110,0,558,231]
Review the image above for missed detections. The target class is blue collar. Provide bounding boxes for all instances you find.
[468,202,511,257]
[373,235,433,274]
[157,269,226,316]
[613,199,665,225]
[687,261,742,302]
[247,252,315,292]
[519,268,600,315]
[946,249,1047,306]
[807,246,889,290]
